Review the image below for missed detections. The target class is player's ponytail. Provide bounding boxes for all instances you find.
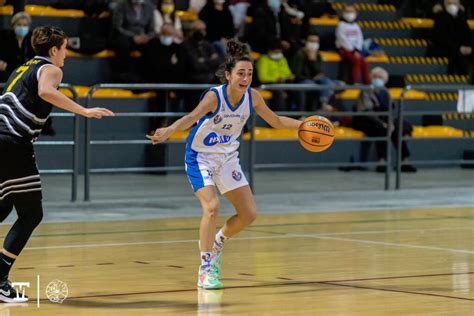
[216,39,252,83]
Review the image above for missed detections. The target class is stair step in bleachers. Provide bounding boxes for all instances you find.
[339,0,379,4]
[405,74,469,85]
[321,55,447,79]
[331,2,398,21]
[311,18,413,40]
[376,38,427,56]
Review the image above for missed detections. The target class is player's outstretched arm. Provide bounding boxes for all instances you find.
[251,88,302,129]
[147,90,217,145]
[38,66,114,119]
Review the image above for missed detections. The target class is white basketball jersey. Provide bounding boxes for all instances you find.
[186,84,253,154]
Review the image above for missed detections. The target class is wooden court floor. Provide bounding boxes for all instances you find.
[0,206,473,315]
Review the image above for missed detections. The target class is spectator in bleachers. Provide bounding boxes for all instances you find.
[428,0,473,75]
[199,0,235,58]
[145,23,185,127]
[154,0,184,43]
[146,23,185,83]
[335,4,370,84]
[352,67,416,173]
[244,0,302,57]
[244,0,279,54]
[182,20,221,109]
[291,31,339,111]
[228,0,249,37]
[189,0,206,13]
[256,38,295,111]
[279,0,305,58]
[0,0,25,14]
[0,12,34,83]
[182,20,221,83]
[111,0,155,82]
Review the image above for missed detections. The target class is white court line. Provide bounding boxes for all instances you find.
[23,235,291,251]
[314,226,474,236]
[23,226,474,254]
[291,234,474,255]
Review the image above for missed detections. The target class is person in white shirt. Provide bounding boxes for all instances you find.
[335,4,369,84]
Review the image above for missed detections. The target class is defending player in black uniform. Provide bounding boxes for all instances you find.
[0,25,114,302]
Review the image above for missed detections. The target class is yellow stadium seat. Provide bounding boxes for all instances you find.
[412,126,464,138]
[334,127,365,138]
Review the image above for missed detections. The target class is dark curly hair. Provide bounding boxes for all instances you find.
[216,39,252,83]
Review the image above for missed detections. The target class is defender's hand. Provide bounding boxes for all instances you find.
[84,108,115,119]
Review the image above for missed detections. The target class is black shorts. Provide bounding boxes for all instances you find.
[0,133,42,202]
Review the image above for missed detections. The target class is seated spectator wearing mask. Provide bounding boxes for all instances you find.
[0,12,34,82]
[256,38,295,111]
[154,0,183,43]
[145,23,185,84]
[335,4,369,84]
[352,67,416,173]
[291,32,342,111]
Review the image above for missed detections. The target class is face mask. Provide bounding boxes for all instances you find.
[14,26,29,38]
[161,4,175,14]
[371,78,385,88]
[160,36,173,46]
[306,42,319,52]
[269,52,283,60]
[268,0,280,11]
[343,12,357,22]
[446,4,459,16]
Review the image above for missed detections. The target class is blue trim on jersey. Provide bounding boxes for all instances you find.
[185,148,205,192]
[185,87,220,148]
[199,88,221,119]
[248,88,254,115]
[223,84,245,112]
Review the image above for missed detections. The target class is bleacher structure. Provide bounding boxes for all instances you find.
[0,1,472,177]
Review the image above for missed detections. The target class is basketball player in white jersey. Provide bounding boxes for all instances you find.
[147,39,302,289]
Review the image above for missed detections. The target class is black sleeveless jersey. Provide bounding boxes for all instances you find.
[0,56,55,142]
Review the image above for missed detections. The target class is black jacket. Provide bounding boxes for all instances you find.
[430,9,472,56]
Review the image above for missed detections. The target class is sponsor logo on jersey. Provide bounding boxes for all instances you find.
[232,170,242,181]
[224,114,241,118]
[203,132,232,146]
[213,114,223,124]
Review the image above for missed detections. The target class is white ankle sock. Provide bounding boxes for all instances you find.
[213,229,229,252]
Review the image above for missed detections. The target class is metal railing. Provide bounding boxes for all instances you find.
[0,83,80,201]
[83,83,393,201]
[396,84,474,189]
[249,83,393,191]
[83,83,213,201]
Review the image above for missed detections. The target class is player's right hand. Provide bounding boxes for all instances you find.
[146,128,172,145]
[84,107,115,119]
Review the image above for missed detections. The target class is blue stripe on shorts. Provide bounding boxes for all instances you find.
[185,147,205,192]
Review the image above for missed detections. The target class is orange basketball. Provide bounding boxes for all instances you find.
[298,116,335,152]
